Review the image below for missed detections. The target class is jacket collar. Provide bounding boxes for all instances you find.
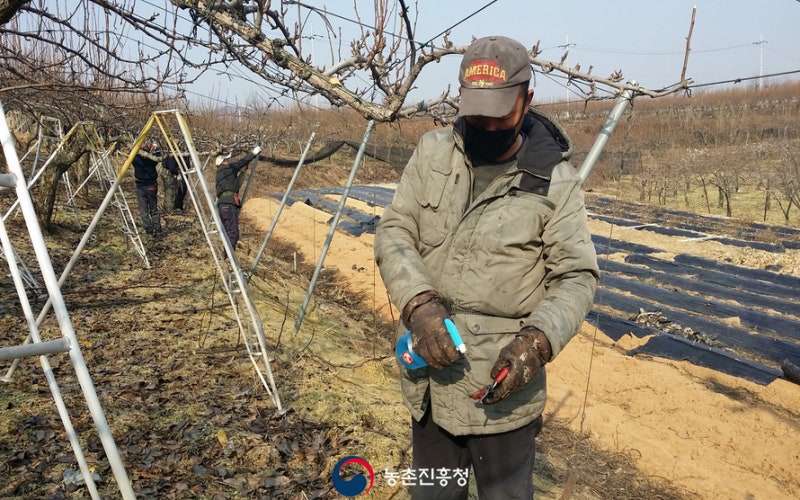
[453,108,571,177]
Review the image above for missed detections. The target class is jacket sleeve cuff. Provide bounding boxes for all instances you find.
[401,290,439,325]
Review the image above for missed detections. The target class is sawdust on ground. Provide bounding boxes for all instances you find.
[241,194,800,500]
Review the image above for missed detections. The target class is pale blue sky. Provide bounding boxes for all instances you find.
[399,0,800,103]
[193,0,800,108]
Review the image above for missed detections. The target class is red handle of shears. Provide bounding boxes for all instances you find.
[494,366,509,383]
[471,366,510,401]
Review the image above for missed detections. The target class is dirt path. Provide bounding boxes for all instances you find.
[242,195,800,499]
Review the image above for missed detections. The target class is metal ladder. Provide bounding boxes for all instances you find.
[0,116,66,297]
[0,102,135,499]
[135,110,283,411]
[61,164,83,228]
[18,115,62,180]
[93,147,151,267]
[0,231,43,298]
[20,116,82,227]
[65,123,150,268]
[5,120,151,267]
[160,110,283,411]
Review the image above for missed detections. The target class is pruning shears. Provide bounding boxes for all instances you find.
[471,366,510,403]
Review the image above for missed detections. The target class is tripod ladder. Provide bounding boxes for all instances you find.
[65,123,150,268]
[140,110,283,411]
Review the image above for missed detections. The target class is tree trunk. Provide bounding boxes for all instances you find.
[35,150,83,229]
[38,162,71,229]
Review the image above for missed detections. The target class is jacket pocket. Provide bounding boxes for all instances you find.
[418,168,453,247]
[455,313,526,337]
[449,314,525,367]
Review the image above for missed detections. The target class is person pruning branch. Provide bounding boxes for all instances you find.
[132,139,163,238]
[215,145,261,252]
[374,35,599,499]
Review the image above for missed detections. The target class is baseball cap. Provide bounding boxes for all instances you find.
[457,36,532,118]
[215,152,232,166]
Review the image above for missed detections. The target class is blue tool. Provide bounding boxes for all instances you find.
[395,318,466,370]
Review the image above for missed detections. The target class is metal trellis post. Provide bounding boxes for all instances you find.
[577,81,638,186]
[248,132,316,281]
[293,121,374,334]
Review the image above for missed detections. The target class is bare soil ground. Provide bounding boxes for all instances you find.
[240,182,800,500]
[1,154,799,499]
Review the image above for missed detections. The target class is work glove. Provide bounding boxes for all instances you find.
[402,291,460,370]
[252,145,262,156]
[483,326,552,404]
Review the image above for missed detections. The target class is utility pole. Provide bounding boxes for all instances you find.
[753,34,767,90]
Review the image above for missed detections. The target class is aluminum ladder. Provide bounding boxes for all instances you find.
[4,120,149,267]
[128,110,283,411]
[0,101,135,499]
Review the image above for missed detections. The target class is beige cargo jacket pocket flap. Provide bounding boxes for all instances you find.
[453,313,525,336]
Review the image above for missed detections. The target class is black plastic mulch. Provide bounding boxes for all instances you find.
[592,289,800,375]
[673,254,800,289]
[599,258,800,330]
[624,254,800,301]
[586,311,784,385]
[588,195,800,251]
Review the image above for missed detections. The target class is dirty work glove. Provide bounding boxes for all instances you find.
[483,327,552,404]
[402,291,460,370]
[252,145,262,156]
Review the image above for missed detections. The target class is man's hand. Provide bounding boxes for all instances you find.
[252,145,262,155]
[483,327,552,404]
[403,291,460,369]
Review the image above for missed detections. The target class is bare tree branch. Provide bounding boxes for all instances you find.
[1,0,695,126]
[168,1,691,121]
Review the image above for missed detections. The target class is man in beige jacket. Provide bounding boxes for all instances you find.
[375,35,599,499]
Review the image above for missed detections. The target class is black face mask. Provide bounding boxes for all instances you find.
[463,119,520,160]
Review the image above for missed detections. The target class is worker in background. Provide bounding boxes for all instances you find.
[162,152,191,213]
[132,139,163,238]
[214,146,260,252]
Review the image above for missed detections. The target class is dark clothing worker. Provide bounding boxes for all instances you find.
[215,146,260,251]
[132,140,163,237]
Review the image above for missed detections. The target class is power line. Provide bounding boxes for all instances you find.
[561,42,758,57]
[765,45,800,63]
[417,0,500,48]
[689,68,800,89]
[532,67,800,108]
